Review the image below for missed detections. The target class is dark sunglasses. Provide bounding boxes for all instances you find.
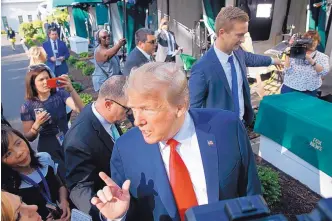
[146,40,156,44]
[105,99,131,114]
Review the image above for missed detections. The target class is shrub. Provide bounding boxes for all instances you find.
[257,165,281,206]
[79,93,93,105]
[68,75,74,82]
[82,65,94,76]
[33,33,46,45]
[75,61,87,70]
[25,37,36,47]
[32,20,43,29]
[68,56,78,66]
[72,82,83,93]
[79,52,89,58]
[1,30,6,34]
[19,22,37,38]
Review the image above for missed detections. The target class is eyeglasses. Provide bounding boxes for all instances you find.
[105,99,131,114]
[145,40,156,44]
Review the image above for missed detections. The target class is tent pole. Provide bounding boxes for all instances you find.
[122,0,127,61]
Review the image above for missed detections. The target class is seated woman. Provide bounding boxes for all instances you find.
[1,126,71,221]
[21,65,84,178]
[282,30,330,96]
[2,191,41,221]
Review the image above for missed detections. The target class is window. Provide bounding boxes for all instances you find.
[2,16,8,28]
[256,4,273,18]
[28,15,32,22]
[18,15,23,24]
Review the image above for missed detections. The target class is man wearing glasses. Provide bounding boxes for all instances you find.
[63,76,130,221]
[123,28,156,76]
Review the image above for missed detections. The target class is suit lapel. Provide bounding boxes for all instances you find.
[89,105,114,152]
[190,110,219,203]
[208,48,232,97]
[148,143,179,220]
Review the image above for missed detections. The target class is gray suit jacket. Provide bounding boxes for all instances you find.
[123,47,150,76]
[155,30,178,62]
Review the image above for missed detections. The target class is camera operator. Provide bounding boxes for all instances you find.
[281,30,330,96]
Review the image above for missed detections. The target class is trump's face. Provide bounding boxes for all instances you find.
[127,88,185,144]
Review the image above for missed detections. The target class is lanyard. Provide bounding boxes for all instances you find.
[20,168,52,204]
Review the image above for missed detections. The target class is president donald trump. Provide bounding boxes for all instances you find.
[91,62,261,221]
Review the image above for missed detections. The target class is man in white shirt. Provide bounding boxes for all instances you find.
[155,18,182,62]
[123,28,156,76]
[91,62,261,221]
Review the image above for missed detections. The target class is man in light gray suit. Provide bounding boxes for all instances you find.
[123,28,156,76]
[155,18,182,62]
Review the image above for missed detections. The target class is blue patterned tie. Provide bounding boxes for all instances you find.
[228,55,240,116]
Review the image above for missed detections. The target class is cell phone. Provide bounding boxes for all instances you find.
[47,78,65,88]
[46,202,63,219]
[71,209,92,221]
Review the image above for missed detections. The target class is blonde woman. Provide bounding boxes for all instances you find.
[28,46,55,77]
[1,191,42,221]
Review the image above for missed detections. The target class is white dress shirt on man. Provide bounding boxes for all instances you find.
[158,112,208,205]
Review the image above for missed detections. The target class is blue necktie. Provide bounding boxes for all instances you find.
[53,40,57,50]
[228,55,240,116]
[110,124,120,141]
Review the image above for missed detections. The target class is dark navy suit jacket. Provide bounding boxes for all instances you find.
[43,39,70,76]
[123,47,150,76]
[189,47,272,124]
[111,108,261,221]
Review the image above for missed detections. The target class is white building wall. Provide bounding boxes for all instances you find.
[1,0,45,31]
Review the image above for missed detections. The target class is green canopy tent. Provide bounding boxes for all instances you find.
[53,0,106,42]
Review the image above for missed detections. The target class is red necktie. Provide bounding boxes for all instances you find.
[167,138,198,221]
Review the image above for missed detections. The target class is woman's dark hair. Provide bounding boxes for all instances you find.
[1,125,41,193]
[25,65,56,100]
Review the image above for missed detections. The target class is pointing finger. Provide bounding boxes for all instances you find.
[99,172,119,187]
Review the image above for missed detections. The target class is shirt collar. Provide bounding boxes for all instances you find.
[92,102,112,129]
[159,112,194,151]
[136,46,151,61]
[213,44,234,65]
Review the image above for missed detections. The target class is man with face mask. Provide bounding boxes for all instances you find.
[189,6,282,125]
[91,62,261,221]
[92,29,126,92]
[123,28,156,76]
[63,76,130,221]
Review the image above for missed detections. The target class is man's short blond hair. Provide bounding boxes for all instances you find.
[215,6,249,35]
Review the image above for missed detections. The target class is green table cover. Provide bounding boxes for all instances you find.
[254,92,332,176]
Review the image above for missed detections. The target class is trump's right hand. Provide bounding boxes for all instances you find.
[91,172,131,220]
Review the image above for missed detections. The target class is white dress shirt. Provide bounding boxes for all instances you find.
[159,112,208,205]
[136,46,151,61]
[162,30,176,55]
[214,46,245,120]
[50,39,61,66]
[106,112,208,221]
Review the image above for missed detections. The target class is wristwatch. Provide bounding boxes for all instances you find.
[311,61,317,67]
